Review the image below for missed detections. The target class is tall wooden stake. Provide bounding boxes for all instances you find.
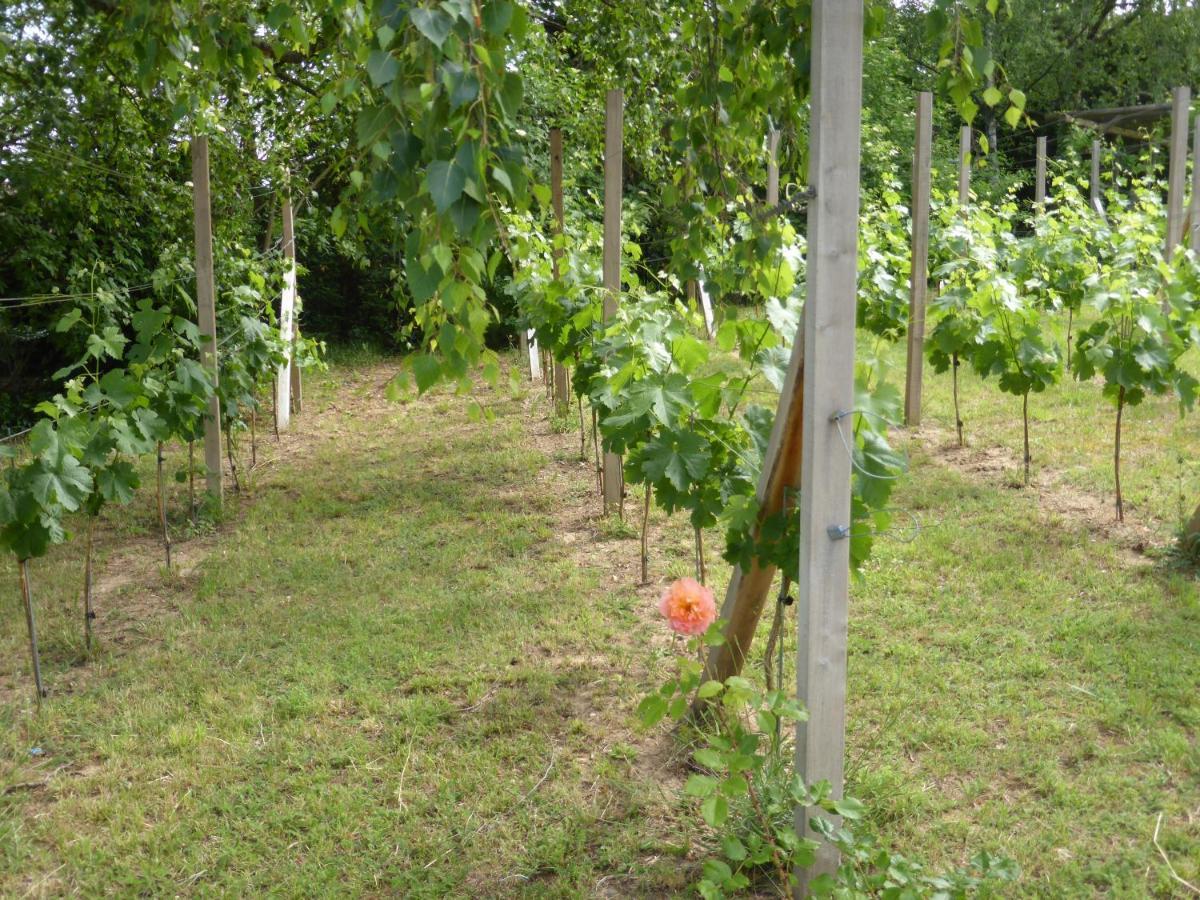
[1035,136,1048,205]
[904,92,932,428]
[276,192,296,431]
[1090,139,1104,216]
[700,341,804,687]
[766,129,781,207]
[192,134,223,505]
[1166,86,1191,259]
[602,88,624,514]
[550,128,570,415]
[794,1,863,892]
[958,125,972,205]
[1191,118,1200,253]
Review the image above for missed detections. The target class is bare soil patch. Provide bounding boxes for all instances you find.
[913,427,1162,562]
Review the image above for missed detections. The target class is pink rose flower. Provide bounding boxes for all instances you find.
[659,577,717,636]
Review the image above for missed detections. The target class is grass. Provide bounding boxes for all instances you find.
[0,360,699,896]
[848,448,1199,895]
[0,342,1197,897]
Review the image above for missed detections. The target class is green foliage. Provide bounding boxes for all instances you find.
[0,239,318,564]
[641,623,1020,897]
[919,161,1200,503]
[857,182,913,342]
[1073,184,1200,413]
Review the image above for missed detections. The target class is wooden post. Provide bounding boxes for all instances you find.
[550,128,570,415]
[904,92,932,427]
[286,195,304,416]
[1090,139,1103,213]
[794,0,862,892]
[1191,118,1200,253]
[1035,136,1047,205]
[289,214,304,415]
[192,134,223,505]
[276,193,296,432]
[958,125,971,205]
[602,88,624,513]
[1166,86,1191,258]
[766,129,781,208]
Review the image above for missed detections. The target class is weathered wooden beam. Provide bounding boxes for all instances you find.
[794,0,863,892]
[958,125,971,205]
[904,92,932,428]
[602,89,624,513]
[1035,136,1048,205]
[1166,86,1191,257]
[550,128,570,415]
[191,135,223,505]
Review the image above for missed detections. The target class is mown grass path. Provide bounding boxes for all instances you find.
[1,353,1197,897]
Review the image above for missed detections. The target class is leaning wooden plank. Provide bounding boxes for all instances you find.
[701,331,804,685]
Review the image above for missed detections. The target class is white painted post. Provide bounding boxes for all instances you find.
[905,92,932,427]
[697,273,715,339]
[602,88,624,513]
[1091,140,1103,211]
[767,129,781,208]
[276,193,296,431]
[794,0,863,894]
[527,331,542,379]
[191,135,222,505]
[958,125,972,205]
[1166,86,1191,257]
[1035,136,1047,205]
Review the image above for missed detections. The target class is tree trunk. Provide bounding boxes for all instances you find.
[156,442,172,569]
[952,352,964,447]
[762,578,789,694]
[188,441,196,523]
[19,559,45,704]
[227,429,241,493]
[591,409,602,498]
[1066,308,1074,374]
[578,395,586,462]
[1022,391,1031,486]
[83,514,96,651]
[640,486,652,585]
[1115,385,1125,522]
